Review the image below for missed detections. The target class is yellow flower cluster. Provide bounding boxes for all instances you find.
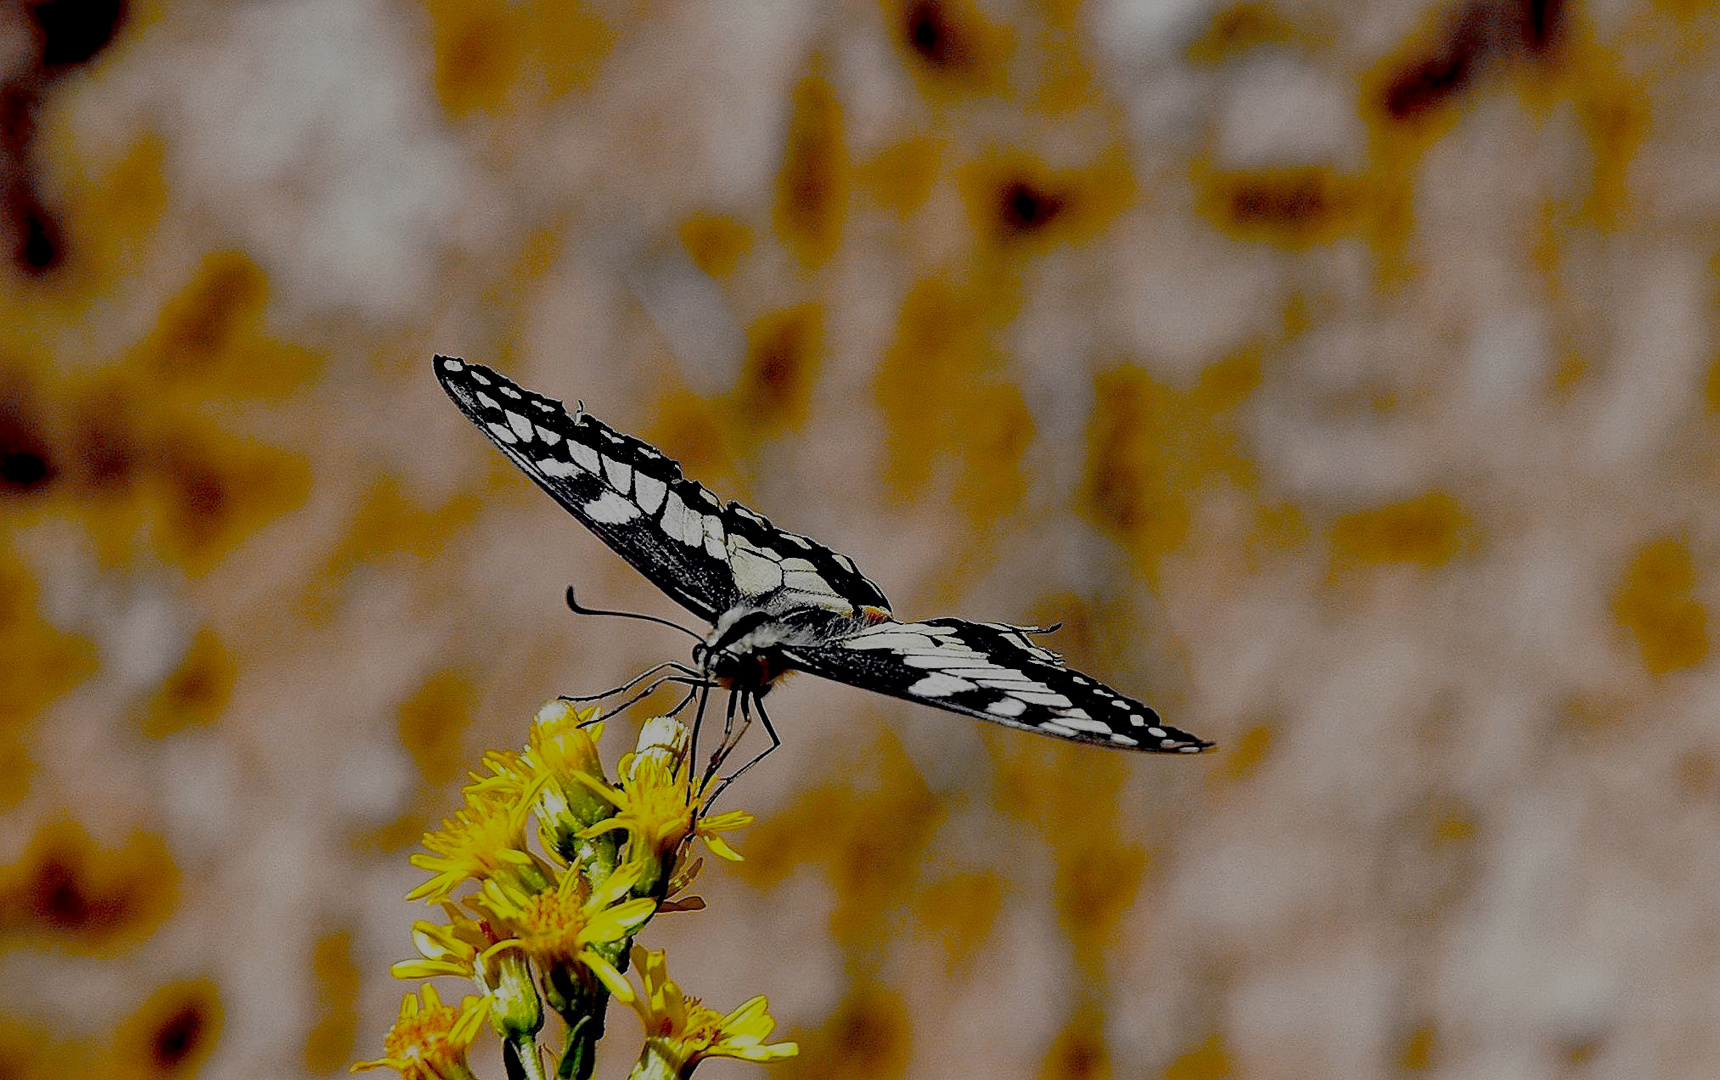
[355,701,796,1080]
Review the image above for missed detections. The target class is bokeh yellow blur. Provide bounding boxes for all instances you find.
[3,0,1716,1077]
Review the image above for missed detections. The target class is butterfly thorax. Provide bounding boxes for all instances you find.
[695,603,883,693]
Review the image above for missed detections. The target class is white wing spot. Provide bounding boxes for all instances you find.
[1110,733,1139,746]
[661,493,703,547]
[1147,726,1166,738]
[974,672,1041,687]
[1109,698,1129,708]
[909,673,977,698]
[568,440,600,473]
[986,697,1027,717]
[602,456,632,494]
[1128,713,1145,727]
[904,653,995,670]
[1009,690,1074,708]
[1054,714,1113,736]
[731,549,783,594]
[506,410,533,440]
[486,421,518,444]
[783,569,839,595]
[848,631,943,652]
[499,385,521,399]
[476,391,499,409]
[441,357,464,372]
[584,491,641,523]
[730,535,771,559]
[634,473,667,514]
[1039,722,1077,738]
[534,425,561,446]
[537,458,577,478]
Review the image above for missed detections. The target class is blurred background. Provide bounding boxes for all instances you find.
[2,0,1715,1077]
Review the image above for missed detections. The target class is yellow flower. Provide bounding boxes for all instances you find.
[579,756,756,886]
[352,984,490,1080]
[391,903,541,1039]
[469,702,616,858]
[625,946,797,1077]
[408,789,551,903]
[476,861,656,1003]
[390,903,494,981]
[524,701,608,816]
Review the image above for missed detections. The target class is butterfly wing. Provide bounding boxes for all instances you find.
[784,617,1212,752]
[436,355,743,622]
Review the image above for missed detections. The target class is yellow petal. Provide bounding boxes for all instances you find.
[390,958,467,980]
[721,996,772,1034]
[699,810,755,831]
[738,1042,799,1062]
[582,950,635,1002]
[583,897,658,944]
[702,833,745,862]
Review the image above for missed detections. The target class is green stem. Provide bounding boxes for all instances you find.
[504,1035,549,1080]
[545,963,614,1080]
[556,995,608,1080]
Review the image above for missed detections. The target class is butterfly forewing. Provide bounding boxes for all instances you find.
[437,356,894,626]
[436,356,742,621]
[784,618,1211,752]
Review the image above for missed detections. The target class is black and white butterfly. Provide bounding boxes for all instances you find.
[435,355,1212,778]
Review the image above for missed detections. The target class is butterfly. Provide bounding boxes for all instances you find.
[435,355,1212,776]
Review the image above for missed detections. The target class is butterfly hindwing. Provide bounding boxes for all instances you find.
[784,618,1211,752]
[436,356,742,621]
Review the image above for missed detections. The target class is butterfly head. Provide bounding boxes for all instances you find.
[694,608,794,693]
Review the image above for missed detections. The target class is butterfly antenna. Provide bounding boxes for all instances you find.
[564,586,704,643]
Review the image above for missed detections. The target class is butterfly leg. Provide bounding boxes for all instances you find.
[699,693,781,813]
[597,673,711,723]
[701,691,747,789]
[559,660,703,704]
[686,681,713,772]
